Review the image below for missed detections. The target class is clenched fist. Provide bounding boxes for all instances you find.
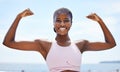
[18,8,34,18]
[86,13,102,22]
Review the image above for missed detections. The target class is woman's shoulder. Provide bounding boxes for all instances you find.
[35,39,52,44]
[74,39,88,44]
[35,39,53,53]
[35,39,52,48]
[74,39,89,52]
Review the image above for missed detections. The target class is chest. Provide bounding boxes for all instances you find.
[46,43,82,67]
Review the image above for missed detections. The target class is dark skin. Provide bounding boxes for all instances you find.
[3,9,116,72]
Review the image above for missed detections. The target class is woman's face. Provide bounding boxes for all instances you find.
[54,13,72,35]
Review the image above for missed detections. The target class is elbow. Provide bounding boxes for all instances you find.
[112,40,117,47]
[109,42,116,49]
[106,39,116,49]
[112,43,116,47]
[2,40,12,48]
[3,41,9,47]
[3,38,16,48]
[3,40,6,46]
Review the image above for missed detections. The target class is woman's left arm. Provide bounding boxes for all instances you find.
[84,13,116,51]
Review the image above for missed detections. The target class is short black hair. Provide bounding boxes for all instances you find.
[53,8,73,22]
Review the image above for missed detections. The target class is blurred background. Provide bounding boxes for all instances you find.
[0,0,120,72]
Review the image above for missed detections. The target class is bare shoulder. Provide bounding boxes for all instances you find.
[35,39,52,52]
[75,40,89,53]
[35,39,52,44]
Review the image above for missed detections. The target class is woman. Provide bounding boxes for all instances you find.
[3,8,116,72]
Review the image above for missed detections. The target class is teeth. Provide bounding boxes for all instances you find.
[60,28,66,31]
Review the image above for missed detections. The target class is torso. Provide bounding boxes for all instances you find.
[36,39,87,72]
[46,41,82,72]
[36,39,87,59]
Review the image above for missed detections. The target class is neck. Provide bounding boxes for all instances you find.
[56,34,70,42]
[55,34,71,46]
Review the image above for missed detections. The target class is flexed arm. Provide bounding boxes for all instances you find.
[85,13,116,51]
[77,13,116,52]
[3,9,36,50]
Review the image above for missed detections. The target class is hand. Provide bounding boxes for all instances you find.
[86,13,101,22]
[18,8,34,18]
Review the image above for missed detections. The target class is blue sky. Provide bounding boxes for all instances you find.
[0,0,120,64]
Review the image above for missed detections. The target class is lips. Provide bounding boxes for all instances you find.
[59,28,66,31]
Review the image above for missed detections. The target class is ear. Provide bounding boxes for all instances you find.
[53,28,56,32]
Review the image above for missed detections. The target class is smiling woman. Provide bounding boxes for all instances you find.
[2,8,116,72]
[53,8,72,34]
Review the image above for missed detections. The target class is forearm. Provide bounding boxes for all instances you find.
[98,19,116,46]
[3,15,22,46]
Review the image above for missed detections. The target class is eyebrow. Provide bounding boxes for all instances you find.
[56,18,70,20]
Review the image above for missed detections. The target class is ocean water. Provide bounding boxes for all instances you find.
[0,63,48,72]
[81,63,120,72]
[0,63,120,72]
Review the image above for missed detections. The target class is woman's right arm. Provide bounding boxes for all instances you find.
[2,9,40,51]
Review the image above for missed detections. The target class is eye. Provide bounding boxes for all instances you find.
[64,19,70,23]
[56,20,61,23]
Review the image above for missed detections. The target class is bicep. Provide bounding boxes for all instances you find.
[7,41,39,51]
[85,42,114,51]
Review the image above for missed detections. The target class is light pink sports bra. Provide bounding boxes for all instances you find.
[46,41,82,72]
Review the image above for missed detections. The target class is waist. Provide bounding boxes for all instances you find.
[49,66,80,72]
[61,70,80,72]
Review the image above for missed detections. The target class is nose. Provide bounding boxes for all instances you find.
[61,21,65,26]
